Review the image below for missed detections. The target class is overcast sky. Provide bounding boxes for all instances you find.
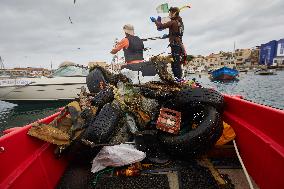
[1,0,284,68]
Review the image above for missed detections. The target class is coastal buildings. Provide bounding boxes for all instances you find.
[250,47,260,66]
[188,50,253,71]
[0,67,51,77]
[234,49,252,67]
[259,40,278,66]
[273,39,284,66]
[88,61,122,72]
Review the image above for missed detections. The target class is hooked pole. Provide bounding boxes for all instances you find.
[141,36,163,42]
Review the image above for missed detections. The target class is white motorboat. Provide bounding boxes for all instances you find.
[0,63,88,102]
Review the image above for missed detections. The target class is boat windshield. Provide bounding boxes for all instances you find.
[52,66,89,77]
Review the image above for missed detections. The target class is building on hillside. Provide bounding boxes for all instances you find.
[88,61,122,72]
[250,47,260,66]
[88,61,107,68]
[273,38,284,66]
[205,53,220,68]
[219,51,235,67]
[0,67,51,77]
[259,40,277,66]
[191,55,205,67]
[234,49,252,67]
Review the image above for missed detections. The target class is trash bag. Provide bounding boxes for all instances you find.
[91,144,146,173]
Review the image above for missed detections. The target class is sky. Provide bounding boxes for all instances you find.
[1,0,284,69]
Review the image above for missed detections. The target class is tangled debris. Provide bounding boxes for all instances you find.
[28,64,236,189]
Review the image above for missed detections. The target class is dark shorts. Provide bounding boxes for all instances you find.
[121,61,158,76]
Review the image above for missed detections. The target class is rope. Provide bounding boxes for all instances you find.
[233,140,255,189]
[92,168,114,187]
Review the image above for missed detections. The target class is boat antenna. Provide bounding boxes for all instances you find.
[233,41,236,68]
[0,56,4,69]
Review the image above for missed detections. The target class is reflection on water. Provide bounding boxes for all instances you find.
[186,70,284,110]
[0,71,283,134]
[0,101,67,133]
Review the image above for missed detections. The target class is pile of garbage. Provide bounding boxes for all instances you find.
[27,63,236,188]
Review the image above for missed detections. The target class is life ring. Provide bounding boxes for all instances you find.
[158,105,223,158]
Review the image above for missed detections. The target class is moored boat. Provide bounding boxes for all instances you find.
[254,69,277,75]
[0,63,89,102]
[0,94,283,189]
[210,66,239,81]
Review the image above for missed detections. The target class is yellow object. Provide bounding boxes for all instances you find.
[179,4,191,12]
[216,122,236,146]
[67,101,81,112]
[28,124,70,145]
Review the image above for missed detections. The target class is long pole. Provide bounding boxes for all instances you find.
[0,56,4,69]
[234,41,236,68]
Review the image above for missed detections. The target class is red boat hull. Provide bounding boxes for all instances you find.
[223,95,284,189]
[0,95,284,189]
[0,112,69,189]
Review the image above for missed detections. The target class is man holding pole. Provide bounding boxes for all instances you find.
[150,7,186,79]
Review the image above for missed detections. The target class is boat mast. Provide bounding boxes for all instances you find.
[233,41,236,68]
[0,56,4,70]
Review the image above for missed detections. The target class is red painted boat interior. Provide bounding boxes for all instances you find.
[223,95,284,189]
[0,112,69,189]
[0,95,283,189]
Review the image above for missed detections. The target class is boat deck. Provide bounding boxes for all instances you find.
[56,146,259,189]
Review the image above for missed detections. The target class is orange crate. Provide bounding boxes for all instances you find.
[156,108,181,134]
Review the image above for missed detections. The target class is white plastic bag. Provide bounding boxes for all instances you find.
[91,144,146,173]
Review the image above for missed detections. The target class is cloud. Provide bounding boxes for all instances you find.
[0,0,283,68]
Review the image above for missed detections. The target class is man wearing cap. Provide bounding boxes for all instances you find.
[110,24,144,64]
[150,7,186,79]
[110,24,159,78]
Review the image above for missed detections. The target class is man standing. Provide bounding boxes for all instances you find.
[151,7,186,79]
[111,24,158,77]
[110,24,144,64]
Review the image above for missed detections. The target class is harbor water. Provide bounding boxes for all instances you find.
[0,70,283,133]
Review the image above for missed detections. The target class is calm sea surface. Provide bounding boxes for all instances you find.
[0,70,283,133]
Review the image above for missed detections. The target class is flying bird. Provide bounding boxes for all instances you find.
[74,0,76,4]
[68,16,73,24]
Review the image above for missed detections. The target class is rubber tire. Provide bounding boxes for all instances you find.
[171,87,224,111]
[91,87,114,110]
[140,87,174,101]
[158,105,223,158]
[86,68,108,93]
[82,102,122,144]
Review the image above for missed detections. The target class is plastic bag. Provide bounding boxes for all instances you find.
[91,144,146,173]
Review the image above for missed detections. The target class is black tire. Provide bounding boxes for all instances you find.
[171,87,224,111]
[158,105,223,158]
[86,68,109,93]
[91,87,114,110]
[140,87,174,101]
[82,102,122,144]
